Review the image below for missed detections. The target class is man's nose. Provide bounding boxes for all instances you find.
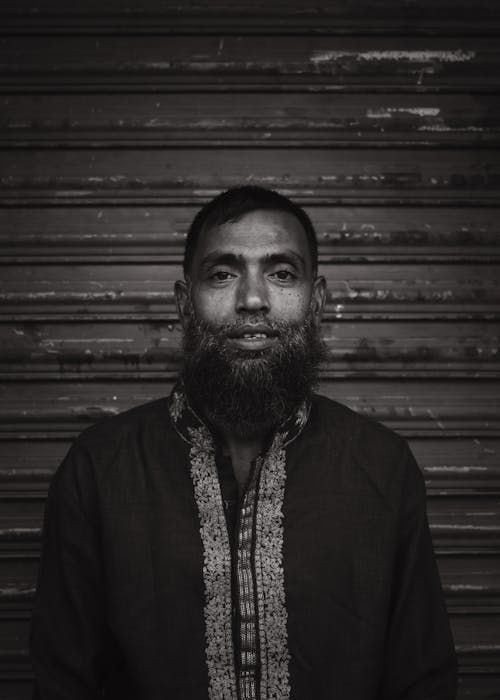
[236,272,270,313]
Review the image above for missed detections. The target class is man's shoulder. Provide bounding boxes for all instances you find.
[311,392,406,452]
[310,392,417,499]
[59,397,176,480]
[76,396,171,449]
[52,396,177,495]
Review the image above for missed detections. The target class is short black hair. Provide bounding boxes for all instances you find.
[183,185,318,277]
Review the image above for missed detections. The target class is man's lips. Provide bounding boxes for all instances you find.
[226,324,278,349]
[227,324,277,339]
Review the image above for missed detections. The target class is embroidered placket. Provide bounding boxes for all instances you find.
[168,382,309,700]
[235,458,261,700]
[188,427,237,699]
[254,435,291,699]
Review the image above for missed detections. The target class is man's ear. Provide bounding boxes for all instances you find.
[174,279,191,330]
[312,275,327,326]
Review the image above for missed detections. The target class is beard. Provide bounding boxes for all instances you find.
[180,303,328,439]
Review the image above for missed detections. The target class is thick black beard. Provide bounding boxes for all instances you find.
[181,307,328,439]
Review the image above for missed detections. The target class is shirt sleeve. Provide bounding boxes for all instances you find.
[379,443,458,700]
[30,441,107,700]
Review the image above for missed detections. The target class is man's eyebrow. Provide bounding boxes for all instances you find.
[198,249,306,270]
[262,251,306,269]
[199,251,242,270]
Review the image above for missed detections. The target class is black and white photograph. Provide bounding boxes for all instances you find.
[0,1,499,698]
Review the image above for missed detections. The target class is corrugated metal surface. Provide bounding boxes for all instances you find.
[0,2,499,698]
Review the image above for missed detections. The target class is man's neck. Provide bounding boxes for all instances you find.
[221,430,267,496]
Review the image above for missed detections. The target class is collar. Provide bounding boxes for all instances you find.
[167,378,311,454]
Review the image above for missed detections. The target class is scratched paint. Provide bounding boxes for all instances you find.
[418,125,484,132]
[366,107,441,118]
[310,50,476,64]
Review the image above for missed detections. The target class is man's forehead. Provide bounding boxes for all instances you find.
[193,208,311,265]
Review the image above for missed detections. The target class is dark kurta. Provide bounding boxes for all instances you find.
[30,388,457,699]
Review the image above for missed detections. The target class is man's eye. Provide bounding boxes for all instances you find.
[271,269,296,281]
[211,270,234,281]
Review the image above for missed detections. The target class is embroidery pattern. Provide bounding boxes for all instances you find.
[236,471,260,700]
[169,390,186,423]
[295,402,309,429]
[168,381,309,700]
[188,426,237,700]
[255,432,291,700]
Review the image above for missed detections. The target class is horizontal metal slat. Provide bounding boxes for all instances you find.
[0,320,498,378]
[1,261,498,320]
[0,379,498,436]
[2,205,500,263]
[1,1,500,35]
[427,496,500,548]
[1,93,500,148]
[0,35,498,92]
[1,148,500,206]
[411,437,500,493]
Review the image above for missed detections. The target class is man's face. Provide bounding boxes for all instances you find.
[176,209,325,337]
[175,208,327,437]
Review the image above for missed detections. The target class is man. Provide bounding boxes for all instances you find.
[31,186,458,699]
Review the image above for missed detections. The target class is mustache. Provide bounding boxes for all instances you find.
[198,314,295,336]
